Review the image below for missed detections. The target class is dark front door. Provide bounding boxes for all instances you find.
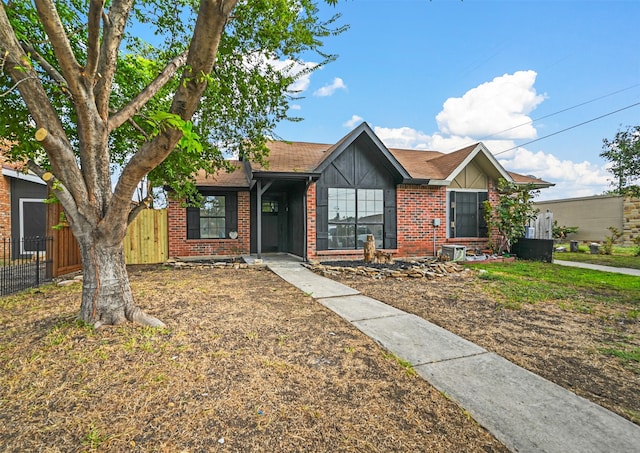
[261,196,284,253]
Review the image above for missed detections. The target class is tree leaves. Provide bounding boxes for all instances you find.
[483,179,540,254]
[601,125,640,197]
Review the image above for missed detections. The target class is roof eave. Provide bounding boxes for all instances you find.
[251,171,321,181]
[402,178,431,185]
[517,181,556,189]
[1,167,46,185]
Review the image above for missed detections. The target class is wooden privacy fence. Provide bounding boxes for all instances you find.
[123,208,168,265]
[528,210,554,240]
[48,205,168,276]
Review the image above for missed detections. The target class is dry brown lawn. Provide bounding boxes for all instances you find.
[0,265,507,452]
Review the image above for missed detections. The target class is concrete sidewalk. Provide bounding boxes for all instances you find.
[554,259,640,276]
[263,256,640,453]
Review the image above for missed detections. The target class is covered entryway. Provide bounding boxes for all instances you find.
[250,178,313,259]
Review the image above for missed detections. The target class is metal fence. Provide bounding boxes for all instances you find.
[0,236,53,296]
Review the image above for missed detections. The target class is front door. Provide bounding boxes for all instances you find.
[261,196,284,253]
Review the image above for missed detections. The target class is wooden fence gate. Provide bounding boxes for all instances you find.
[47,204,168,277]
[47,202,81,277]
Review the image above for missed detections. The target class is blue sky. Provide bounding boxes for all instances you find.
[272,0,640,201]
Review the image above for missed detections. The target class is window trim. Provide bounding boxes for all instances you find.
[447,189,488,238]
[186,191,238,240]
[327,188,384,250]
[199,195,226,239]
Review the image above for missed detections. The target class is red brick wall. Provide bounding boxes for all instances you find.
[396,183,497,257]
[306,182,317,259]
[0,176,10,238]
[396,184,448,257]
[0,149,11,238]
[167,191,251,258]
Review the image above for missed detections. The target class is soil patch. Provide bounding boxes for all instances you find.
[0,266,507,452]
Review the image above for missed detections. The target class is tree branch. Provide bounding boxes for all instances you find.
[0,4,86,202]
[95,0,135,119]
[32,0,83,98]
[108,0,238,221]
[84,0,104,81]
[127,200,150,225]
[26,159,80,224]
[20,41,70,95]
[108,50,189,132]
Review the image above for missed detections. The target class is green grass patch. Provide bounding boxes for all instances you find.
[384,352,417,377]
[473,261,640,308]
[554,243,640,269]
[599,345,640,373]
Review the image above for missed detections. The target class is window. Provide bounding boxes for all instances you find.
[200,196,226,238]
[187,192,238,239]
[328,188,383,249]
[449,191,488,238]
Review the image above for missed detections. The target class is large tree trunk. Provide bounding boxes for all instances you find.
[77,236,165,328]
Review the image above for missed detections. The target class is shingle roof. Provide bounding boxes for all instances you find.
[388,144,478,180]
[251,141,332,172]
[193,125,552,188]
[194,160,249,188]
[508,171,555,188]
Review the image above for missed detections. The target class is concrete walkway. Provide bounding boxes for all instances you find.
[258,255,640,453]
[554,259,640,276]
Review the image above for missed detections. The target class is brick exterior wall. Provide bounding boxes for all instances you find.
[0,176,10,238]
[395,183,497,257]
[167,191,251,258]
[396,184,447,257]
[0,149,11,238]
[306,182,317,259]
[168,179,501,260]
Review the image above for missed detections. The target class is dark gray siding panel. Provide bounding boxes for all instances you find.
[384,188,397,249]
[316,140,397,251]
[315,183,329,251]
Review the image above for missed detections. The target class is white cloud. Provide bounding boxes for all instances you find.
[243,53,318,94]
[374,126,435,150]
[497,147,610,200]
[314,77,347,97]
[369,70,608,199]
[343,115,364,128]
[436,70,545,139]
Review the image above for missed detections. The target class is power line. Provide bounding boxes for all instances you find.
[478,83,640,141]
[494,101,640,156]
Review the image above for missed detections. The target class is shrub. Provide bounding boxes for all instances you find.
[602,226,623,255]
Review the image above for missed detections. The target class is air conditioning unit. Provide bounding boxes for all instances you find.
[441,245,466,262]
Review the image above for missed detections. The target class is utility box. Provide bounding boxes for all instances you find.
[441,245,466,262]
[511,238,553,262]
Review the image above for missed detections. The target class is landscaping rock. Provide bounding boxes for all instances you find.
[305,258,464,279]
